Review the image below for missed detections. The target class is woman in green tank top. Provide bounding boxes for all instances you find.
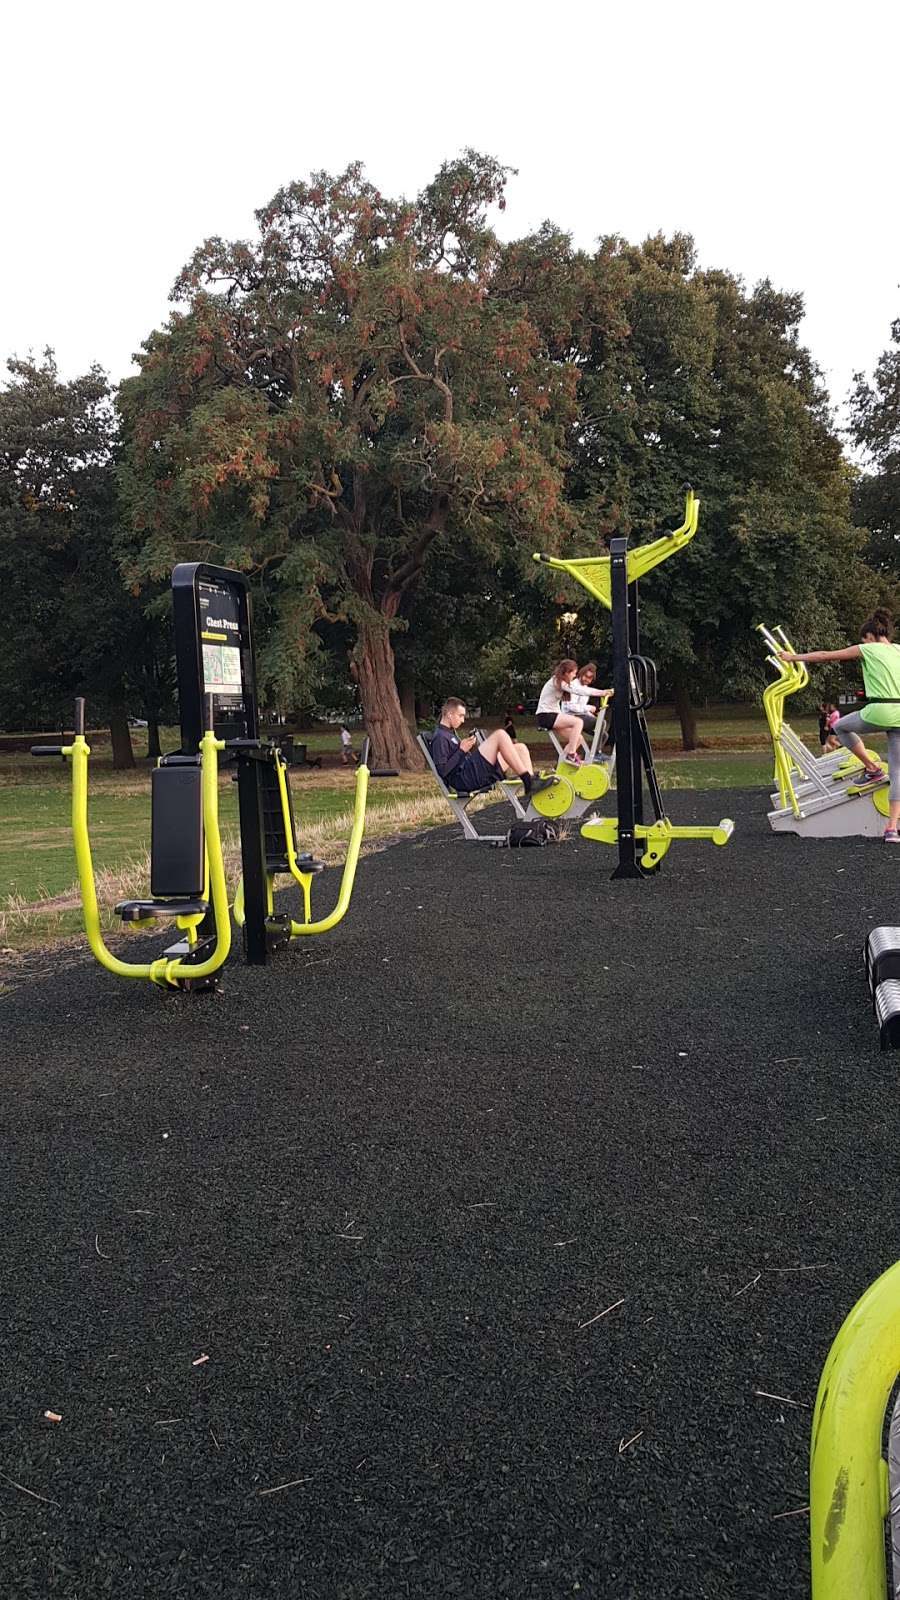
[779,608,900,842]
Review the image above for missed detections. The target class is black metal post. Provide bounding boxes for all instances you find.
[237,752,269,964]
[627,575,644,828]
[610,538,641,879]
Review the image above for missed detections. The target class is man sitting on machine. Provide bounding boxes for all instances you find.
[430,698,555,801]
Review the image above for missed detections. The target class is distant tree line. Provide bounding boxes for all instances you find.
[1,152,897,768]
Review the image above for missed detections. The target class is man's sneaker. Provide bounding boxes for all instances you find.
[529,774,557,796]
[884,829,900,843]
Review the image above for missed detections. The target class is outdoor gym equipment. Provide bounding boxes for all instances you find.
[533,486,733,876]
[863,927,900,1050]
[173,561,391,962]
[527,698,616,823]
[417,729,528,843]
[809,1259,900,1596]
[758,624,888,838]
[231,738,371,940]
[32,697,231,991]
[34,562,385,991]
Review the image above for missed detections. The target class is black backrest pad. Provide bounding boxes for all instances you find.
[260,755,295,862]
[150,766,205,898]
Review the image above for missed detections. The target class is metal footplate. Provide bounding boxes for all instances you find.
[580,815,734,869]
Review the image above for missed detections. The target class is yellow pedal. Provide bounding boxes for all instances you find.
[571,761,610,802]
[848,776,888,796]
[531,776,575,818]
[580,816,618,843]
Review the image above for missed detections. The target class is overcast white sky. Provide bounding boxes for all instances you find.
[2,0,897,426]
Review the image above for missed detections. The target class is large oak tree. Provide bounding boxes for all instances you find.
[118,153,577,768]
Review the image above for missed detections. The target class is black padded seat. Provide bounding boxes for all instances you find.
[115,898,208,922]
[266,855,326,875]
[296,855,327,874]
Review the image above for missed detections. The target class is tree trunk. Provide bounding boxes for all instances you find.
[147,716,162,759]
[396,666,417,730]
[354,622,424,771]
[109,705,135,769]
[672,676,699,752]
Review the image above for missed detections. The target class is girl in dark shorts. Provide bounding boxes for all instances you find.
[535,659,612,764]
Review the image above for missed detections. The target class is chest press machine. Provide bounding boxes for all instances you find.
[533,486,733,875]
[33,564,386,992]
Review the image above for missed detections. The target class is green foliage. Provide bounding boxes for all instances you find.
[117,153,580,763]
[2,161,890,760]
[562,240,879,722]
[850,318,900,579]
[0,353,163,741]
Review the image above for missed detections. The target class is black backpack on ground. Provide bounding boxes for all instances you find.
[502,819,560,848]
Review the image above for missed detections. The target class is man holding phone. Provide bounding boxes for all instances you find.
[430,698,554,800]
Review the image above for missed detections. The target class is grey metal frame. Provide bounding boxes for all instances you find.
[418,730,527,843]
[547,701,615,771]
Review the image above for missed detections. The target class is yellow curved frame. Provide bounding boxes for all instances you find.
[758,624,809,815]
[532,485,700,610]
[67,728,231,988]
[233,754,370,937]
[810,1259,900,1597]
[758,624,875,816]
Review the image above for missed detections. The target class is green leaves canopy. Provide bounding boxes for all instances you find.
[118,154,579,764]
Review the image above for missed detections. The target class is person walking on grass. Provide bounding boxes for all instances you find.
[535,659,612,764]
[431,698,555,800]
[339,724,356,767]
[779,608,900,842]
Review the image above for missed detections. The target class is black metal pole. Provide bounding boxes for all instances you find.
[610,538,641,879]
[237,752,269,964]
[628,576,644,829]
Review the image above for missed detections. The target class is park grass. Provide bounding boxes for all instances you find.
[0,703,861,956]
[0,763,485,954]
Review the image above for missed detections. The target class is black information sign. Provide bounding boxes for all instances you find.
[172,564,259,752]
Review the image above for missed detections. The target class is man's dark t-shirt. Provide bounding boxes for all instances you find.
[431,724,465,784]
[430,724,501,794]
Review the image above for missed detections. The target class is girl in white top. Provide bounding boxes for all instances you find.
[567,661,602,715]
[535,659,612,763]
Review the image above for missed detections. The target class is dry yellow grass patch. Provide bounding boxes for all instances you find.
[0,790,477,950]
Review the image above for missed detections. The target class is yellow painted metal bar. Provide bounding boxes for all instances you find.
[757,624,811,816]
[287,761,369,936]
[810,1260,900,1598]
[69,728,230,985]
[579,813,733,870]
[233,757,370,938]
[532,487,700,611]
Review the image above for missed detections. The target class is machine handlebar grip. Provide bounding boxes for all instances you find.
[358,737,397,777]
[74,697,85,736]
[31,744,64,756]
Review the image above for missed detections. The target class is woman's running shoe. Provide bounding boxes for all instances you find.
[884,829,900,843]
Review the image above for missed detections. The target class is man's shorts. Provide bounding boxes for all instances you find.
[454,749,503,793]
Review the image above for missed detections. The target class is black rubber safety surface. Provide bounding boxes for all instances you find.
[3,788,900,1598]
